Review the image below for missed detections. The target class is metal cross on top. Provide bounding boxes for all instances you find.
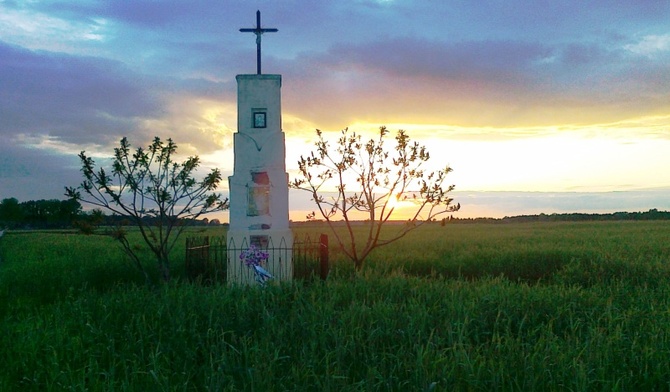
[239,10,278,74]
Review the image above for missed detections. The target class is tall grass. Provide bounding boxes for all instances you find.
[1,222,670,390]
[303,221,670,283]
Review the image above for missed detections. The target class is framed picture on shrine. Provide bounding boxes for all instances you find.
[253,112,266,128]
[247,185,270,216]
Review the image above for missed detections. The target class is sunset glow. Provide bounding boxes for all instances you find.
[1,1,669,220]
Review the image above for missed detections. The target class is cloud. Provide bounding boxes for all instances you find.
[275,39,550,128]
[0,42,161,146]
[0,136,82,202]
[277,29,670,128]
[321,38,551,83]
[0,2,110,54]
[0,40,241,158]
[625,34,670,56]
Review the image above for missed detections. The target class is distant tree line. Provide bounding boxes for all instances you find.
[445,209,670,224]
[0,198,82,229]
[0,197,223,230]
[3,197,669,230]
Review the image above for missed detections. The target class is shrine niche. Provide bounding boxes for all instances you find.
[247,171,270,216]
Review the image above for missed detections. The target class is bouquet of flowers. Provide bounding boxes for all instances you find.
[240,245,272,285]
[240,244,269,267]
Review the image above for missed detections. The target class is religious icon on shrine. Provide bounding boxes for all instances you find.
[246,171,270,216]
[253,111,266,128]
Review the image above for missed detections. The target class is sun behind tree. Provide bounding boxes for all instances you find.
[291,126,460,270]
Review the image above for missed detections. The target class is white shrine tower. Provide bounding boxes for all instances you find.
[227,11,293,284]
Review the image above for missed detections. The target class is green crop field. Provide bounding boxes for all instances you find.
[1,221,670,391]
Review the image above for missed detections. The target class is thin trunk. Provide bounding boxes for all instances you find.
[159,254,171,282]
[161,264,170,282]
[354,257,363,271]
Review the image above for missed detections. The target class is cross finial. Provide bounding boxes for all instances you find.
[239,10,278,74]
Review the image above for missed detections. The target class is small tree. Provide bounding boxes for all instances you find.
[66,137,228,283]
[292,126,460,270]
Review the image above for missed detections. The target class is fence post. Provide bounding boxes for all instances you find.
[319,233,329,280]
[202,236,210,283]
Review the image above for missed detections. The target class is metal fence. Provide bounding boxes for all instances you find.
[185,234,328,284]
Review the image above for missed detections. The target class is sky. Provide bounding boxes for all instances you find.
[1,0,669,220]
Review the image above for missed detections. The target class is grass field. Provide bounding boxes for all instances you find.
[1,221,670,391]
